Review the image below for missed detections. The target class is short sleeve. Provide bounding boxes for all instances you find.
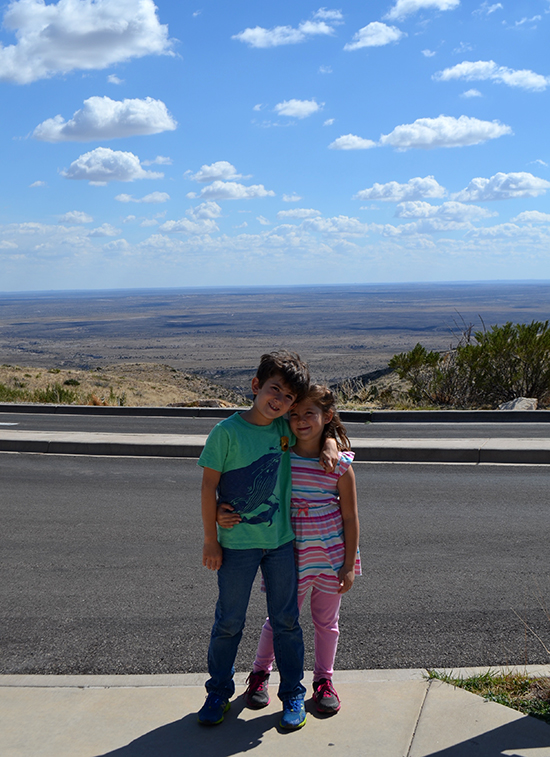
[336,450,355,478]
[197,422,229,472]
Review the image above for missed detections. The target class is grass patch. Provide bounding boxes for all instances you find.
[427,669,550,725]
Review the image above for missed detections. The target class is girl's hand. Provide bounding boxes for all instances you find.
[337,566,355,594]
[217,502,242,529]
[203,540,223,571]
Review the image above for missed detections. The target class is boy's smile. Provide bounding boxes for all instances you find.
[244,375,297,426]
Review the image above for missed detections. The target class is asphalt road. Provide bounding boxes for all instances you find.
[2,411,550,438]
[2,453,550,675]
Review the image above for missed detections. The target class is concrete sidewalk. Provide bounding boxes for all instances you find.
[1,429,550,463]
[2,668,550,756]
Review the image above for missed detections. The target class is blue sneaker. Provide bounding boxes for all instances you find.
[280,696,307,730]
[197,693,230,725]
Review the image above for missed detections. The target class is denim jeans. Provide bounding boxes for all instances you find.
[206,539,306,701]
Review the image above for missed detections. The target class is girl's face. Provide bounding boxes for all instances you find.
[289,399,333,443]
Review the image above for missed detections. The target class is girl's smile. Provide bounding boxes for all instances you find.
[289,400,332,445]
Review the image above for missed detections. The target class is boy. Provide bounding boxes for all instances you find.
[198,351,336,730]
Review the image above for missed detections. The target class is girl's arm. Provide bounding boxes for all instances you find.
[201,466,223,571]
[336,465,359,594]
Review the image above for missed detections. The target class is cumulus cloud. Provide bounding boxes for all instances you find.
[379,115,512,150]
[273,99,323,118]
[328,134,377,150]
[283,193,302,202]
[186,161,243,183]
[453,172,550,201]
[344,22,405,50]
[257,216,271,225]
[142,155,172,166]
[394,200,495,222]
[193,181,275,201]
[107,74,124,84]
[353,176,446,202]
[33,96,177,142]
[158,218,219,234]
[186,201,222,220]
[0,0,172,84]
[461,88,482,98]
[58,211,93,224]
[511,211,550,224]
[422,49,436,57]
[433,60,550,92]
[103,238,130,252]
[62,147,163,184]
[88,223,120,237]
[29,180,46,188]
[384,0,459,21]
[302,215,370,237]
[115,191,170,203]
[232,11,338,48]
[277,208,321,219]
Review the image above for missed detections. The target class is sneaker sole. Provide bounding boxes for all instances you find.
[315,701,341,714]
[197,701,230,726]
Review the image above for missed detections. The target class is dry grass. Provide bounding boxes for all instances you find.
[0,363,247,407]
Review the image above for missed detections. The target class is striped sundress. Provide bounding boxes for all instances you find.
[290,449,361,596]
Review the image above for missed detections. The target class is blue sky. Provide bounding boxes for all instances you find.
[1,0,549,291]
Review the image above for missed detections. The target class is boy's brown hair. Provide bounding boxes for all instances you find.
[256,350,310,402]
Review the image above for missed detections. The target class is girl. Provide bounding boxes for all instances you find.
[218,385,360,715]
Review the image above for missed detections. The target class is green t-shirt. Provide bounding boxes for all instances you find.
[198,413,295,550]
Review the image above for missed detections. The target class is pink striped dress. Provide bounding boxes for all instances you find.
[290,449,361,596]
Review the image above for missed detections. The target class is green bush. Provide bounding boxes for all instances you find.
[33,383,79,404]
[389,320,550,408]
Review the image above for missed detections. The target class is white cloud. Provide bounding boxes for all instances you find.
[461,88,482,98]
[453,172,550,201]
[344,22,405,51]
[422,49,436,57]
[511,211,550,224]
[379,115,512,150]
[394,200,495,221]
[319,65,332,74]
[434,60,550,92]
[33,96,176,142]
[62,147,163,184]
[384,0,460,21]
[324,118,335,126]
[195,181,275,200]
[115,191,170,203]
[353,176,446,202]
[253,103,264,111]
[29,180,46,188]
[122,215,136,223]
[257,216,271,225]
[274,98,322,119]
[139,219,158,227]
[58,211,93,224]
[302,215,369,237]
[142,155,172,165]
[473,2,503,15]
[0,0,172,84]
[283,193,302,202]
[314,8,344,22]
[277,208,321,219]
[532,159,548,168]
[0,240,18,249]
[159,218,219,234]
[103,238,130,252]
[328,134,377,150]
[232,14,337,48]
[186,161,243,183]
[107,74,123,84]
[89,223,120,237]
[186,201,222,220]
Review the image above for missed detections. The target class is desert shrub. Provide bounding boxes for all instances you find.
[63,378,80,386]
[389,320,550,408]
[0,383,28,402]
[33,383,79,404]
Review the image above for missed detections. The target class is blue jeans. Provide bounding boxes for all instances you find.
[206,539,306,701]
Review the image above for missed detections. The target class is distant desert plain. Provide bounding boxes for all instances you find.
[1,281,549,404]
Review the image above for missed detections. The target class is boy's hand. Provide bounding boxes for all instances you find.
[320,437,339,473]
[203,540,223,571]
[217,502,242,529]
[337,566,355,594]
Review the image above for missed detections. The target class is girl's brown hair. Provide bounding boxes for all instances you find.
[304,384,350,451]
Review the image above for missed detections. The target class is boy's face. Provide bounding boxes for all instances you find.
[251,373,298,423]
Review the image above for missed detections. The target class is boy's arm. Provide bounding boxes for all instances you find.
[201,466,223,570]
[320,436,339,473]
[336,465,359,594]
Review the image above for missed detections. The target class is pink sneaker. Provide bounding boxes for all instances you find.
[244,671,270,708]
[312,678,341,714]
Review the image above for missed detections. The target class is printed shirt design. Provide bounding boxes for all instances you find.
[218,450,281,525]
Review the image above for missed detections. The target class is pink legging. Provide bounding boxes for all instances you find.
[253,588,342,681]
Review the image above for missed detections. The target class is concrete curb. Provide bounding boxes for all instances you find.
[1,431,550,463]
